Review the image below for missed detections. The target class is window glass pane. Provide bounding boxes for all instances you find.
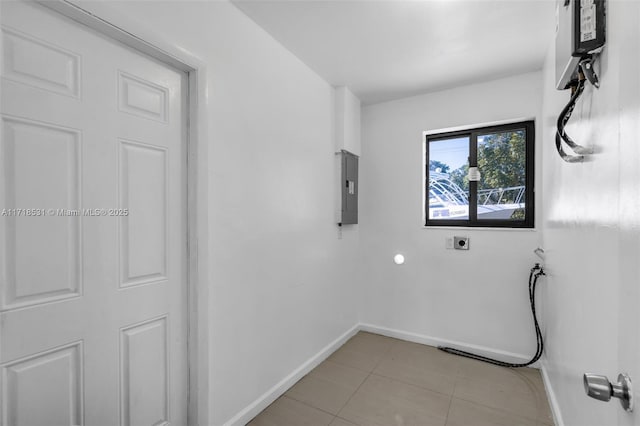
[477,129,526,221]
[428,136,469,220]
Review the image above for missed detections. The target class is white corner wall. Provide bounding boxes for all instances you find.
[335,86,362,155]
[360,72,543,359]
[70,1,361,425]
[540,2,640,425]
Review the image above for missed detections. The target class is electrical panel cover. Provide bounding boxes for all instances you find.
[340,150,358,225]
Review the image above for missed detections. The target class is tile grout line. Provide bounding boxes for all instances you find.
[443,377,459,426]
[279,394,338,418]
[368,368,455,399]
[333,370,374,424]
[332,337,396,425]
[452,394,544,425]
[370,340,460,399]
[333,336,394,423]
[454,361,549,423]
[449,352,552,424]
[285,337,395,425]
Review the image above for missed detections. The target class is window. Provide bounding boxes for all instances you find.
[425,120,534,228]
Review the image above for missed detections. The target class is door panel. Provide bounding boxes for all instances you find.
[1,117,82,310]
[120,316,169,426]
[118,72,169,124]
[118,139,168,288]
[3,342,83,426]
[0,2,187,425]
[1,26,81,98]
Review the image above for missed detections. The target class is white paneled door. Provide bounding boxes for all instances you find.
[0,2,188,425]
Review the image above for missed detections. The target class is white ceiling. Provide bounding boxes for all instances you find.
[232,0,556,105]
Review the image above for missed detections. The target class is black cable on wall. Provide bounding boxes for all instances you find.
[438,263,545,368]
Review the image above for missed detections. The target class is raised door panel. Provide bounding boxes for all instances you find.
[118,71,168,124]
[118,139,167,288]
[1,116,82,311]
[1,26,80,98]
[1,342,83,426]
[120,317,168,426]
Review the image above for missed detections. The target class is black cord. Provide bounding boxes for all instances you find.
[555,57,597,163]
[438,264,545,368]
[556,78,588,163]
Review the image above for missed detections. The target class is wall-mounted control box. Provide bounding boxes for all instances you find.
[454,236,469,250]
[339,150,358,225]
[556,0,606,90]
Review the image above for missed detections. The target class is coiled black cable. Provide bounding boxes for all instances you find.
[555,57,597,163]
[556,78,588,163]
[438,264,545,368]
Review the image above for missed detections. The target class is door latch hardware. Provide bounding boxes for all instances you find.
[584,373,633,412]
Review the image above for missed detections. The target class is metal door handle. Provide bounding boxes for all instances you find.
[584,373,633,412]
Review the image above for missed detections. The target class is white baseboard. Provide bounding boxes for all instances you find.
[222,323,360,426]
[540,362,565,426]
[359,323,540,368]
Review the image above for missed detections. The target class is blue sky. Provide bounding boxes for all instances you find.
[429,136,469,171]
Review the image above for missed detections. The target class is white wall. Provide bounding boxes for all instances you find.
[73,2,360,424]
[360,72,543,359]
[540,1,640,425]
[335,86,362,155]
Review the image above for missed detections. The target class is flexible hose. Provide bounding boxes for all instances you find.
[438,264,545,368]
[556,78,587,163]
[556,57,598,163]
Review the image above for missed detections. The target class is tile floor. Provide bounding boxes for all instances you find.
[248,332,554,426]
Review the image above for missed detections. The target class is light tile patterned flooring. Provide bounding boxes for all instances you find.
[248,332,554,426]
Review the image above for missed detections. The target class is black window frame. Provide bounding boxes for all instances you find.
[425,120,535,228]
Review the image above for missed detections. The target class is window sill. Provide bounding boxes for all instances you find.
[422,225,537,232]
